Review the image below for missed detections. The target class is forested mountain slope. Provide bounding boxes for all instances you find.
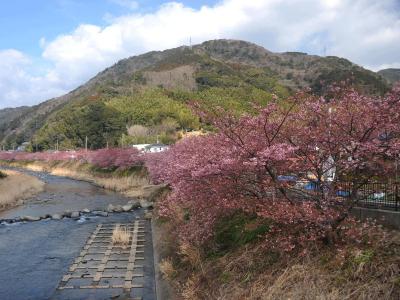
[0,39,391,150]
[378,68,400,84]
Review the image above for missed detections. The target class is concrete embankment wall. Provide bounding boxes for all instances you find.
[352,207,400,229]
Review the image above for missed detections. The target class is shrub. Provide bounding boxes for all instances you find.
[213,212,270,255]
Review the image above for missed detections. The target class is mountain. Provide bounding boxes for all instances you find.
[0,39,392,150]
[378,68,400,84]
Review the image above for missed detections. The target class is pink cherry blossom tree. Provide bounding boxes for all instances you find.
[147,85,400,248]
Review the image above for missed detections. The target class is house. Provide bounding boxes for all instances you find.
[145,143,169,153]
[132,143,169,153]
[132,144,151,152]
[17,142,30,151]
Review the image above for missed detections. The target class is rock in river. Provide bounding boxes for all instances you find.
[22,216,41,222]
[92,211,108,217]
[51,214,63,220]
[70,211,80,218]
[106,204,115,213]
[113,205,123,213]
[122,204,133,212]
[140,199,154,209]
[128,200,141,209]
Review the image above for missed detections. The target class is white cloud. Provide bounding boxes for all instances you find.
[0,0,399,109]
[0,50,65,108]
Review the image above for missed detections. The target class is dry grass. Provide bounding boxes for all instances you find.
[16,161,158,199]
[156,223,400,300]
[96,176,150,192]
[246,255,399,300]
[247,263,342,300]
[0,169,45,211]
[144,65,197,91]
[159,258,177,280]
[112,226,131,248]
[179,242,202,269]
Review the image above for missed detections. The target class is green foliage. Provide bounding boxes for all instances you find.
[312,68,389,95]
[35,101,125,150]
[194,58,289,98]
[132,71,147,84]
[339,249,375,278]
[195,87,276,115]
[0,40,392,151]
[212,212,270,255]
[353,249,374,265]
[27,76,285,149]
[220,271,232,283]
[106,89,200,130]
[150,48,203,71]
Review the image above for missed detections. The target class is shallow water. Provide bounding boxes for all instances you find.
[0,167,131,219]
[0,167,156,300]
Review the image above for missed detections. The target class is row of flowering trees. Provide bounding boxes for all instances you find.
[2,85,400,250]
[0,148,144,169]
[147,85,400,249]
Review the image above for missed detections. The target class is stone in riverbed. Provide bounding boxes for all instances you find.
[63,210,72,218]
[106,204,115,213]
[122,204,133,212]
[128,200,141,209]
[22,216,41,222]
[92,211,108,217]
[71,211,80,218]
[51,214,63,220]
[139,199,154,209]
[113,205,123,213]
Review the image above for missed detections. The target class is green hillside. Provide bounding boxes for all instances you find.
[378,68,400,84]
[0,39,392,150]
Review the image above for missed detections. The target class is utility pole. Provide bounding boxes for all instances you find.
[35,119,38,152]
[85,136,88,152]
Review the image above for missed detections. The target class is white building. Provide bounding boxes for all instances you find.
[132,144,151,152]
[146,143,169,153]
[132,143,169,153]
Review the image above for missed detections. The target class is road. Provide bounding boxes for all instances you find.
[0,169,156,300]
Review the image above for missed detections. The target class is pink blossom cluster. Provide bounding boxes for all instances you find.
[0,148,144,169]
[146,86,400,248]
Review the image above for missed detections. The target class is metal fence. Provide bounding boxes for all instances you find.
[294,181,400,211]
[339,182,400,211]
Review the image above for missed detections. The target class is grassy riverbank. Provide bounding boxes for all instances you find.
[155,212,400,300]
[0,160,165,202]
[0,169,45,212]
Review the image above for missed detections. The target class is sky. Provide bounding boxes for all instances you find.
[0,0,399,109]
